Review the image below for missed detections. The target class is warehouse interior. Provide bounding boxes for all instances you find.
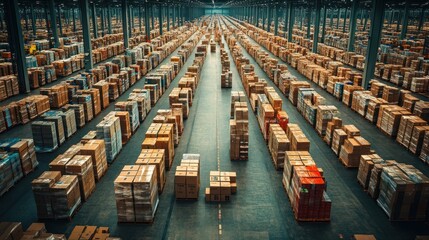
[0,0,429,239]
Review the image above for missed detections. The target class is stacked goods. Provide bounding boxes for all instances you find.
[382,86,400,104]
[79,140,108,181]
[408,125,429,155]
[285,124,310,151]
[154,109,183,145]
[174,154,200,199]
[40,109,77,139]
[136,149,166,193]
[396,115,427,149]
[32,171,81,220]
[0,138,38,176]
[114,165,158,223]
[316,106,339,136]
[370,81,385,97]
[72,94,94,122]
[257,102,275,140]
[377,164,429,221]
[93,81,110,109]
[0,75,19,100]
[40,84,69,108]
[65,155,96,201]
[278,72,297,95]
[420,132,429,163]
[12,222,67,239]
[96,116,122,163]
[264,87,282,115]
[205,170,237,202]
[365,98,389,123]
[221,71,233,88]
[31,121,58,152]
[0,152,22,194]
[323,117,343,146]
[129,89,151,121]
[268,124,289,169]
[0,222,24,240]
[230,91,247,118]
[169,88,189,119]
[357,154,384,190]
[81,89,102,116]
[115,101,140,133]
[413,101,429,122]
[342,85,364,107]
[288,81,311,106]
[230,101,249,161]
[331,128,348,155]
[276,110,289,131]
[351,91,375,117]
[68,225,117,240]
[64,104,86,128]
[143,123,174,169]
[339,136,372,168]
[282,151,331,221]
[377,105,412,137]
[367,160,398,199]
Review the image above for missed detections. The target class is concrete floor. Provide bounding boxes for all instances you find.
[0,17,428,240]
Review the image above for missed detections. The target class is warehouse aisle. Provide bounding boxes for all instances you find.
[222,16,428,239]
[0,31,202,234]
[226,17,429,177]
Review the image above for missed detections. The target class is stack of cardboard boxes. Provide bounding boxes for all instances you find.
[205,171,237,202]
[142,123,174,169]
[230,92,249,160]
[114,165,158,223]
[268,124,289,169]
[136,149,166,193]
[175,154,200,199]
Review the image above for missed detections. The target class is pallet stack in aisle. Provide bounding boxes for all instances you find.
[268,124,289,169]
[220,48,232,88]
[175,154,200,200]
[32,171,81,220]
[283,151,331,221]
[230,91,249,160]
[205,171,237,202]
[128,89,151,121]
[96,115,122,163]
[142,123,175,169]
[136,149,166,193]
[114,165,159,223]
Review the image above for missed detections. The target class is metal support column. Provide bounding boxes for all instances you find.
[347,0,359,52]
[362,0,385,89]
[262,7,266,30]
[4,0,30,93]
[122,0,129,49]
[58,5,62,36]
[78,0,93,72]
[31,4,37,36]
[300,8,304,29]
[321,6,327,43]
[101,8,105,36]
[342,8,347,32]
[24,9,29,31]
[396,10,401,31]
[363,10,368,31]
[288,3,294,42]
[73,8,77,32]
[92,3,98,38]
[306,7,311,39]
[172,6,176,28]
[400,2,410,40]
[128,4,132,37]
[267,7,271,32]
[336,8,341,29]
[418,8,425,32]
[256,6,259,27]
[49,0,60,47]
[145,5,150,41]
[167,6,170,31]
[274,6,279,36]
[107,6,112,34]
[330,9,334,28]
[151,5,155,30]
[312,0,321,53]
[284,3,289,37]
[159,5,163,35]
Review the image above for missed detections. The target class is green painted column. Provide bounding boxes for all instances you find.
[128,4,133,37]
[78,0,93,72]
[4,0,30,93]
[330,9,334,28]
[267,7,272,32]
[31,4,37,36]
[101,8,105,36]
[312,0,321,53]
[284,3,289,37]
[274,5,279,36]
[256,6,259,27]
[122,0,129,48]
[49,0,60,47]
[336,8,341,29]
[300,8,304,29]
[151,5,155,30]
[167,6,170,31]
[400,2,410,40]
[363,10,368,31]
[58,5,62,36]
[418,8,425,32]
[262,7,266,30]
[347,0,359,52]
[24,9,29,31]
[107,6,112,34]
[159,5,163,35]
[145,4,150,41]
[306,8,311,39]
[321,6,327,44]
[363,0,385,89]
[396,10,401,31]
[92,3,98,38]
[288,3,294,42]
[342,8,347,32]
